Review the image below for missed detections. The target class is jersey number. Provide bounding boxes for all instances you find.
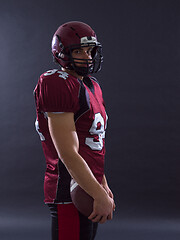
[44,69,69,79]
[85,113,106,151]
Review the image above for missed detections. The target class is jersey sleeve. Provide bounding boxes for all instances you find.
[35,71,79,113]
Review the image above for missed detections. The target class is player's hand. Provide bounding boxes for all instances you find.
[88,191,114,224]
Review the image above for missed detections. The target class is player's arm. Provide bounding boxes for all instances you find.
[47,112,114,223]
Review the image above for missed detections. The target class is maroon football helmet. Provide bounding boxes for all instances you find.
[51,21,103,76]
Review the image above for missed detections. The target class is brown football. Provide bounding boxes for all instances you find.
[70,179,94,217]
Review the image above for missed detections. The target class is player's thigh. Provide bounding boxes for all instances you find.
[48,203,98,240]
[78,211,98,240]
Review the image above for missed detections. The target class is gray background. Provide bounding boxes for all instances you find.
[0,0,180,239]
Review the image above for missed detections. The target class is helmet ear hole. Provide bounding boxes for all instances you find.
[58,52,65,59]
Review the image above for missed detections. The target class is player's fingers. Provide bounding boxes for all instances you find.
[113,202,116,211]
[89,213,106,223]
[91,215,102,223]
[109,190,114,199]
[99,215,107,224]
[88,211,98,220]
[107,211,113,220]
[92,215,103,223]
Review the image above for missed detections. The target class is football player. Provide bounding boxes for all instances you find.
[34,21,115,240]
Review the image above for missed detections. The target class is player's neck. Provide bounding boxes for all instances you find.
[62,68,83,81]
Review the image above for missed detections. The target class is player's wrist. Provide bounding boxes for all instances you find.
[92,185,108,200]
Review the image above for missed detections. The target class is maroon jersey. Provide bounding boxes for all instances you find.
[34,69,108,203]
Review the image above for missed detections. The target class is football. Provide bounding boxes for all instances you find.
[70,179,94,217]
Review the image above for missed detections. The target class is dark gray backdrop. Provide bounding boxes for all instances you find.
[0,0,180,239]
